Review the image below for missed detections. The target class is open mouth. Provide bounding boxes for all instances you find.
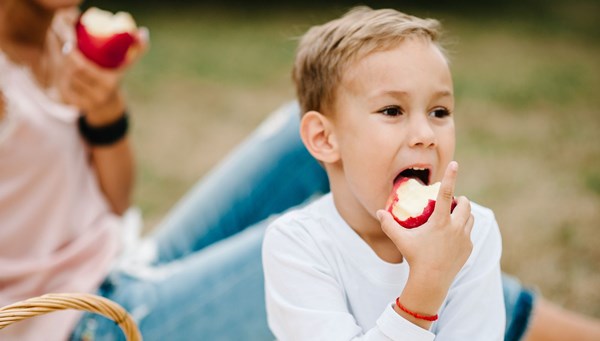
[394,167,430,186]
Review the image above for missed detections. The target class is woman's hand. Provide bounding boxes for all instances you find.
[57,28,148,124]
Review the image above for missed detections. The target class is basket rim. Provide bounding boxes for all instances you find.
[0,292,142,341]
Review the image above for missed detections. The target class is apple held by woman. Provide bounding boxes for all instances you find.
[75,7,138,68]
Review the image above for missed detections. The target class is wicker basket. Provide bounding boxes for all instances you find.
[0,293,142,340]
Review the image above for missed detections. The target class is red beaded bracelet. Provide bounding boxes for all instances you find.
[395,297,439,322]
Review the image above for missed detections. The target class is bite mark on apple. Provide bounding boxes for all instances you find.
[75,7,138,68]
[386,177,457,228]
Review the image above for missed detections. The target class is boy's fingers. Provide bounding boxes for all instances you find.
[377,210,406,243]
[432,161,458,220]
[377,209,394,233]
[464,213,474,236]
[451,196,472,226]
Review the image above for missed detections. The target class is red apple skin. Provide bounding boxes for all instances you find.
[386,178,458,229]
[75,19,137,68]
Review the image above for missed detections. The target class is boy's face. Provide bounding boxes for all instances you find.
[328,38,455,227]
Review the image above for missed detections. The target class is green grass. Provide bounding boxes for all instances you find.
[121,3,600,316]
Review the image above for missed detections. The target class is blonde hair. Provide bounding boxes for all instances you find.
[292,6,444,115]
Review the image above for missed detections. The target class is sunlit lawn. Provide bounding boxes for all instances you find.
[118,2,599,316]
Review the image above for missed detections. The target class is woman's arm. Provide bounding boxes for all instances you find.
[52,13,147,214]
[90,138,134,215]
[56,42,146,214]
[85,92,134,215]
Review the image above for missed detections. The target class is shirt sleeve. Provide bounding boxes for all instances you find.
[262,218,434,341]
[431,205,506,340]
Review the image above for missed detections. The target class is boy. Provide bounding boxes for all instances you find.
[262,7,504,340]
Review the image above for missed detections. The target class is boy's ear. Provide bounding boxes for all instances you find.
[300,110,339,164]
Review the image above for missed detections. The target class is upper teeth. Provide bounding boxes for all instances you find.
[411,167,426,170]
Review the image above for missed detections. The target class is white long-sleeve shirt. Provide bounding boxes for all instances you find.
[262,193,505,340]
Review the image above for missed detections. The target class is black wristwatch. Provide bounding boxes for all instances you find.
[77,112,129,146]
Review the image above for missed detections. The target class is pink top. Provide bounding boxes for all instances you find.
[0,50,121,340]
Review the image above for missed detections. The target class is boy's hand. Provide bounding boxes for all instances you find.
[377,161,474,328]
[378,161,474,289]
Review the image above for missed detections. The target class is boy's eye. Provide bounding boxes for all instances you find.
[430,108,451,118]
[378,106,403,116]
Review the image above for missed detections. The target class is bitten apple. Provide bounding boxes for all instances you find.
[75,7,138,68]
[386,178,457,229]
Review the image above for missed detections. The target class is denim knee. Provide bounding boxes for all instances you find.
[502,273,537,341]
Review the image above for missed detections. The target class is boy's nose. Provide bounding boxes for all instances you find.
[408,115,436,148]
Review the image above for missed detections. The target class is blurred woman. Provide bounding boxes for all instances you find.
[0,1,329,339]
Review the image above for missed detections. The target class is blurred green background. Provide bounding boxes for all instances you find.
[86,0,599,316]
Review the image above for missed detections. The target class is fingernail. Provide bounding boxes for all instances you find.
[450,161,458,171]
[62,41,73,55]
[376,210,384,220]
[139,27,150,43]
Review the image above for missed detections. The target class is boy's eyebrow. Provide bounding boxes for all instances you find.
[432,90,453,98]
[370,89,453,99]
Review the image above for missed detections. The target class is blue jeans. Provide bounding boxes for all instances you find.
[71,102,328,341]
[71,102,534,340]
[503,274,536,341]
